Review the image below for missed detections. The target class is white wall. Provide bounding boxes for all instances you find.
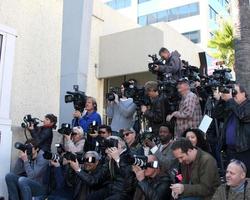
[0,0,63,198]
[0,0,63,126]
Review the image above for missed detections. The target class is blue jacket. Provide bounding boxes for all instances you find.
[72,111,101,133]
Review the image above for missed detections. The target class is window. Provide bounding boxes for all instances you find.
[157,10,167,22]
[147,13,157,24]
[188,3,200,16]
[137,2,200,25]
[138,0,151,3]
[182,30,201,43]
[0,34,2,62]
[209,6,217,21]
[138,16,147,26]
[106,0,131,9]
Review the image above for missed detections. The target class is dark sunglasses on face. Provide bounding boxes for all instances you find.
[98,131,107,135]
[123,132,132,137]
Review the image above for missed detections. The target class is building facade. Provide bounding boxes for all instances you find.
[103,0,231,49]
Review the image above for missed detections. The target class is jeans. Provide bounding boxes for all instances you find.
[5,173,47,200]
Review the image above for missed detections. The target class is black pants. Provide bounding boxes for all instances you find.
[226,149,250,177]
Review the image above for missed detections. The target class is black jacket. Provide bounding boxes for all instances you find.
[144,96,165,136]
[213,98,250,152]
[73,163,109,200]
[107,151,136,199]
[133,174,171,200]
[30,126,53,152]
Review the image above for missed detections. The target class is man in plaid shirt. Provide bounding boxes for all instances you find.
[167,78,202,137]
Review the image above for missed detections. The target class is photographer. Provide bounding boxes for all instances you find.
[132,155,172,200]
[29,113,57,152]
[170,138,220,200]
[141,81,166,136]
[153,47,182,81]
[46,158,74,200]
[69,151,109,200]
[167,78,202,138]
[122,128,144,156]
[72,96,101,133]
[5,139,49,200]
[214,84,250,177]
[64,126,85,154]
[87,136,136,200]
[145,125,176,172]
[98,124,112,139]
[106,82,137,132]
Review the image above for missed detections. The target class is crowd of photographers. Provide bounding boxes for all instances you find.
[5,47,250,200]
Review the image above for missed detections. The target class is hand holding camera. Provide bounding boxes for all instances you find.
[50,159,60,168]
[106,147,120,162]
[19,150,28,162]
[132,165,145,182]
[69,159,81,172]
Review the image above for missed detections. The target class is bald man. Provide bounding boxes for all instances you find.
[212,160,250,200]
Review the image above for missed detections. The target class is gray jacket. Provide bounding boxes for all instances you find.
[13,150,49,185]
[158,50,182,81]
[107,98,136,132]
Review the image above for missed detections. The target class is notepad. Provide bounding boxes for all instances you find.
[198,115,213,133]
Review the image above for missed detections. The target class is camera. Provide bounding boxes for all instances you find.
[106,87,122,101]
[123,81,151,107]
[65,85,87,113]
[148,54,164,73]
[58,123,72,136]
[213,68,233,85]
[43,151,60,162]
[128,155,159,169]
[158,80,180,114]
[63,152,84,164]
[14,142,33,157]
[88,121,98,135]
[55,143,65,155]
[140,130,155,143]
[181,60,200,82]
[21,114,40,128]
[101,138,118,149]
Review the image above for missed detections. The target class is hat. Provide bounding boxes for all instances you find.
[177,78,189,85]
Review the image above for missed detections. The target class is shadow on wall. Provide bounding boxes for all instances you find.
[10,127,62,171]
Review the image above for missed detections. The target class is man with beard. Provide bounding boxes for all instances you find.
[144,125,177,171]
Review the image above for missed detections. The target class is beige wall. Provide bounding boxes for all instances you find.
[86,0,139,118]
[0,0,63,126]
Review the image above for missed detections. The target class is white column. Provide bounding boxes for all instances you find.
[0,24,16,198]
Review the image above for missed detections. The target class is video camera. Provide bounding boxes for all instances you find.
[14,142,33,158]
[65,85,87,113]
[127,155,159,169]
[123,81,151,107]
[58,123,72,136]
[106,87,122,101]
[148,54,164,73]
[21,114,40,129]
[181,60,200,82]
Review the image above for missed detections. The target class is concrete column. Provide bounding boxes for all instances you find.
[59,0,93,124]
[0,24,16,198]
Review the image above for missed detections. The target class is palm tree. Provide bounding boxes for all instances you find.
[231,0,250,94]
[208,21,234,69]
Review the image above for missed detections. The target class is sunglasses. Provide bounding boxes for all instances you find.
[230,159,247,173]
[123,132,132,137]
[98,131,107,135]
